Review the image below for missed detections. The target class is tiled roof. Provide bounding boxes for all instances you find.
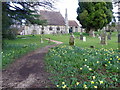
[40,10,65,26]
[69,20,78,27]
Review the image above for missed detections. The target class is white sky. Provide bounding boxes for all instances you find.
[56,0,78,21]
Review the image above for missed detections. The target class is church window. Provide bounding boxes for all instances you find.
[57,27,60,31]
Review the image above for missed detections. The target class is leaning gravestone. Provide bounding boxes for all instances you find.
[69,33,75,46]
[80,33,83,40]
[100,32,107,45]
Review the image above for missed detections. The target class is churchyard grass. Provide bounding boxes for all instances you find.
[45,45,120,88]
[44,32,118,49]
[2,35,54,69]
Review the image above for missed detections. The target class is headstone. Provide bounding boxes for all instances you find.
[80,33,83,40]
[89,30,95,37]
[107,34,111,40]
[83,36,86,42]
[40,35,43,43]
[69,33,75,46]
[100,32,107,45]
[118,33,120,43]
[98,36,101,41]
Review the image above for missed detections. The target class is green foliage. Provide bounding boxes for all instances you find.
[6,28,18,40]
[77,2,113,32]
[45,45,119,88]
[2,35,55,68]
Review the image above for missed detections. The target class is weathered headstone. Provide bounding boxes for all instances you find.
[69,33,75,46]
[83,36,86,42]
[98,36,101,41]
[100,32,107,45]
[80,33,83,40]
[118,33,120,43]
[107,34,111,40]
[89,30,95,37]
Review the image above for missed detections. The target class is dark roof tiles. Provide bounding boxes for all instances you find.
[40,10,65,26]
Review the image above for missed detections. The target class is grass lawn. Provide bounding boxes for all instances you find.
[44,32,118,49]
[2,35,55,69]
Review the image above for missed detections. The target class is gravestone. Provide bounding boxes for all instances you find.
[83,36,86,42]
[40,35,43,43]
[69,33,75,46]
[107,34,111,40]
[80,33,83,40]
[89,30,95,37]
[118,33,120,43]
[100,32,107,45]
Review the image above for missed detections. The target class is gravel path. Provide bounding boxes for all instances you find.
[2,39,63,88]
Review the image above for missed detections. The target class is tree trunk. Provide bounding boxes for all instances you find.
[86,28,90,33]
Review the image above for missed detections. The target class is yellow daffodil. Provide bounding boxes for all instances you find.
[118,58,120,60]
[97,61,99,63]
[110,58,112,60]
[105,64,107,66]
[85,59,87,61]
[116,56,119,58]
[94,86,97,88]
[83,84,87,87]
[108,61,110,63]
[99,81,103,84]
[89,68,92,71]
[62,85,66,88]
[91,81,94,84]
[93,76,95,79]
[76,82,79,85]
[80,68,82,70]
[62,82,65,84]
[56,85,59,87]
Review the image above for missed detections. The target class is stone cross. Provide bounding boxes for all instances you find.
[100,32,107,45]
[69,33,75,46]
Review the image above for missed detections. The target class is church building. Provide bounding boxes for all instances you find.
[20,9,80,35]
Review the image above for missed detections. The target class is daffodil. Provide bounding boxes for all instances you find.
[76,82,79,85]
[89,68,92,71]
[93,76,95,79]
[80,68,82,70]
[97,61,99,63]
[99,81,103,84]
[94,86,97,88]
[62,85,66,88]
[62,82,65,84]
[56,85,59,87]
[85,59,87,61]
[110,58,112,60]
[91,81,94,84]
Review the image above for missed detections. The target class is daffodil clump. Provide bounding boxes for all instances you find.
[45,45,120,88]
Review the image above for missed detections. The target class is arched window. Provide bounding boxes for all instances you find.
[57,27,60,31]
[49,27,53,30]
